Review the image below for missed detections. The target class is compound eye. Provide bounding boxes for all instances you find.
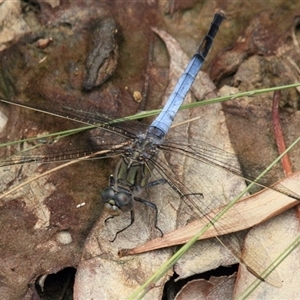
[115,192,133,212]
[101,187,115,201]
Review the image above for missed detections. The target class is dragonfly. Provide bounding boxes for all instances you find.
[102,13,225,238]
[0,12,297,286]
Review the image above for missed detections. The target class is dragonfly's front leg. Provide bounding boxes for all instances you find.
[106,209,136,242]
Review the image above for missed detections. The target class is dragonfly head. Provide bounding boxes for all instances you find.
[102,187,133,216]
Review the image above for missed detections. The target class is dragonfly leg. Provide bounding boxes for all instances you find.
[107,209,136,242]
[143,178,167,189]
[181,192,204,199]
[134,196,163,237]
[150,178,202,201]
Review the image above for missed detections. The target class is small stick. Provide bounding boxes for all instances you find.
[272,90,292,177]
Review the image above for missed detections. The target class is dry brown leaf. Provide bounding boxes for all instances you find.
[175,276,236,300]
[120,171,300,255]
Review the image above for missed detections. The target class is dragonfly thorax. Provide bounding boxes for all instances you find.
[102,134,156,218]
[123,134,158,163]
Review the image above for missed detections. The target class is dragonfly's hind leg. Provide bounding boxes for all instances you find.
[144,178,167,188]
[134,196,163,237]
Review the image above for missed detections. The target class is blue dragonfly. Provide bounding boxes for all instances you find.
[101,13,226,239]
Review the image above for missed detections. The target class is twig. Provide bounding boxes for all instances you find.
[272,90,292,176]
